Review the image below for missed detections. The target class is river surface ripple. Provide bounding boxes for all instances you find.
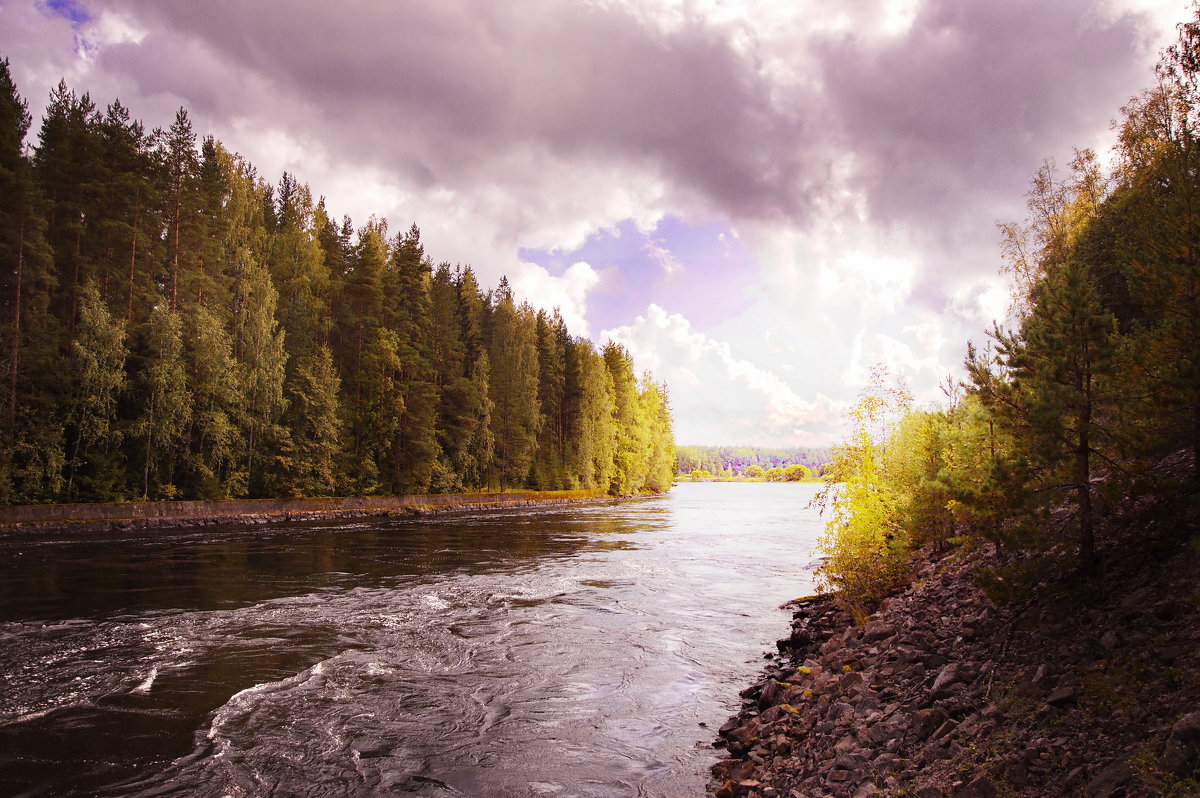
[0,482,824,797]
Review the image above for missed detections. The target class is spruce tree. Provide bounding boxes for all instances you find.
[383,223,438,493]
[0,57,61,503]
[487,280,541,489]
[273,344,342,497]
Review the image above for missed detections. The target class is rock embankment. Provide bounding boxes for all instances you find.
[711,540,1200,798]
[0,490,615,534]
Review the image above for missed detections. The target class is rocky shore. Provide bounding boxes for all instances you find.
[0,490,616,535]
[711,538,1200,797]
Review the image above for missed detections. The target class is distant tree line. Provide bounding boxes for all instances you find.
[815,15,1200,617]
[675,445,829,479]
[0,59,674,504]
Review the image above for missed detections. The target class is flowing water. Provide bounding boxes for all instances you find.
[0,482,825,797]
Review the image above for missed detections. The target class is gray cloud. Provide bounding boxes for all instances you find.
[810,0,1154,269]
[94,0,818,221]
[7,0,1165,244]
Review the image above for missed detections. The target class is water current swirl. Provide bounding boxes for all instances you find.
[0,482,824,797]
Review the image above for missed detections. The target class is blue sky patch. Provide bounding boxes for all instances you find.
[44,0,89,26]
[520,216,756,333]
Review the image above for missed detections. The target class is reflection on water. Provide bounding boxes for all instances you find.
[0,482,824,797]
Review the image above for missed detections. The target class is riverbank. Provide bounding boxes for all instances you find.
[0,489,618,534]
[711,537,1200,797]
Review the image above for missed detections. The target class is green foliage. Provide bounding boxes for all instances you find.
[813,366,913,618]
[66,282,128,500]
[132,305,191,499]
[675,444,829,477]
[271,345,342,497]
[783,463,810,481]
[183,303,243,499]
[0,59,674,504]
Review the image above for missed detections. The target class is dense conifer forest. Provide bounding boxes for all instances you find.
[0,59,675,504]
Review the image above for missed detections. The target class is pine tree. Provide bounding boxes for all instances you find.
[272,344,342,497]
[233,257,288,496]
[183,303,243,499]
[487,280,541,489]
[430,262,470,490]
[191,136,234,309]
[382,223,438,493]
[34,81,106,327]
[351,327,405,495]
[335,219,389,491]
[0,57,62,503]
[267,173,331,358]
[462,351,496,489]
[160,108,199,310]
[572,342,617,490]
[990,259,1117,572]
[97,100,160,323]
[66,282,128,500]
[531,309,567,489]
[639,376,675,492]
[133,303,191,498]
[603,341,649,494]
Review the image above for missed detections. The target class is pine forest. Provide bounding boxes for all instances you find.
[0,60,676,505]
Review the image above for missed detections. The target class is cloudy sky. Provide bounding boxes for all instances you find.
[1,0,1189,445]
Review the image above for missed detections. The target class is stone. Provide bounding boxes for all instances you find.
[1155,645,1191,665]
[760,679,784,709]
[1083,759,1133,798]
[1002,758,1031,788]
[840,671,865,691]
[930,663,965,699]
[912,707,949,740]
[765,704,799,725]
[930,718,959,742]
[1045,686,1078,707]
[862,621,896,642]
[1169,712,1200,745]
[728,721,761,751]
[953,774,997,798]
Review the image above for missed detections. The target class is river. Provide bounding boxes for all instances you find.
[0,482,825,797]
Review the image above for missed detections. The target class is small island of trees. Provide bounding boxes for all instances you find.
[675,445,828,482]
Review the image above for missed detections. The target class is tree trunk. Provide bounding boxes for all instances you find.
[1077,402,1095,575]
[126,203,138,323]
[142,391,155,499]
[171,196,180,311]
